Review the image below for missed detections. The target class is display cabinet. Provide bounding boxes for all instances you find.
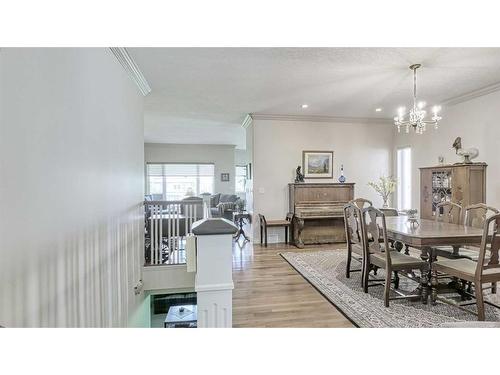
[420,163,487,221]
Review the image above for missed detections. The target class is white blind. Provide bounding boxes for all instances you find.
[146,163,215,200]
[147,163,214,177]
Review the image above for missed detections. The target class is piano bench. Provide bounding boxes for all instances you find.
[258,213,293,247]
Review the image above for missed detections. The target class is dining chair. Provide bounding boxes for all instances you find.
[379,208,410,254]
[432,202,463,259]
[361,206,429,307]
[464,203,499,229]
[343,202,365,284]
[433,203,498,260]
[350,198,372,209]
[435,201,463,225]
[431,213,500,320]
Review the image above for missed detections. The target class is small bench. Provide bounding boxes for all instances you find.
[258,213,293,247]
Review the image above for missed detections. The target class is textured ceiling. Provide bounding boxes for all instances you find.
[129,48,500,148]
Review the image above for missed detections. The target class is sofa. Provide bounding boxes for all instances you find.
[209,193,241,220]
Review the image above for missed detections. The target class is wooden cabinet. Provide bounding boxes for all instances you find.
[420,163,487,220]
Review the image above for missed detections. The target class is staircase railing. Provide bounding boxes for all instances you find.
[144,200,205,266]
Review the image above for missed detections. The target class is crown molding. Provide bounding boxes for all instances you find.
[250,113,391,124]
[109,47,151,96]
[241,114,253,129]
[442,81,500,107]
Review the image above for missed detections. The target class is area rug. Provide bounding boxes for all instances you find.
[281,249,500,328]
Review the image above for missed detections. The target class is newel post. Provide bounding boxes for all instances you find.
[191,218,237,328]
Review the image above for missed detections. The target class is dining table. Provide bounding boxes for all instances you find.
[384,216,485,304]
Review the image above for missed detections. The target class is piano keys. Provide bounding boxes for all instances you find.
[288,183,355,248]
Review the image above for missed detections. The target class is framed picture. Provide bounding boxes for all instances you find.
[302,150,334,179]
[221,173,230,182]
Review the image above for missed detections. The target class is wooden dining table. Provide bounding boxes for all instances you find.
[384,216,485,304]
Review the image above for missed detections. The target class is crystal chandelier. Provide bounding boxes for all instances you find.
[394,64,442,134]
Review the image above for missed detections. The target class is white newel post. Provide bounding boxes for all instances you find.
[192,218,237,328]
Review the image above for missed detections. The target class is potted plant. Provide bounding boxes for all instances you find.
[368,176,397,208]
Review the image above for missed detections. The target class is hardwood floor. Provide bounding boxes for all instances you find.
[232,239,354,328]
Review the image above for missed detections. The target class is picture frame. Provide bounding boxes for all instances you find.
[221,172,230,182]
[302,150,334,179]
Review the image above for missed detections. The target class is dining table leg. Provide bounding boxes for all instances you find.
[420,246,433,304]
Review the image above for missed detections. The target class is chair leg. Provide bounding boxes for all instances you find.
[346,249,352,278]
[363,263,370,293]
[492,282,497,294]
[393,271,400,289]
[285,227,288,244]
[475,281,485,321]
[384,267,391,307]
[264,226,268,247]
[260,225,263,245]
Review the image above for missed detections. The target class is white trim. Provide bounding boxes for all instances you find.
[109,47,151,96]
[443,81,500,106]
[241,113,253,129]
[195,282,234,292]
[250,113,391,124]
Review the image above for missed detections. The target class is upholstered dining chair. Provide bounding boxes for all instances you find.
[343,202,365,284]
[360,206,429,307]
[431,213,500,320]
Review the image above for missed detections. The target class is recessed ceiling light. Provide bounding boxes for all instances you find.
[375,108,382,112]
[301,104,309,109]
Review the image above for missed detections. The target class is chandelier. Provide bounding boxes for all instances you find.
[394,64,442,134]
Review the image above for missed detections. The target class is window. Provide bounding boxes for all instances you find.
[235,165,247,194]
[397,147,412,210]
[146,163,215,200]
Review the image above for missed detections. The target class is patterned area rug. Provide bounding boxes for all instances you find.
[281,249,500,328]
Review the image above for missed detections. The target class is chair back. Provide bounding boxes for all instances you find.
[475,213,500,279]
[286,212,294,222]
[361,206,391,267]
[343,203,363,249]
[464,204,499,228]
[350,198,373,209]
[379,208,398,217]
[435,201,462,225]
[258,214,267,226]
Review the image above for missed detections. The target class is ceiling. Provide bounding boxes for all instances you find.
[129,48,500,148]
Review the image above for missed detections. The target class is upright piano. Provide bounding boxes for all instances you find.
[288,183,355,248]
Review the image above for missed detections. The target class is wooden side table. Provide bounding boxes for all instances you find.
[233,212,251,242]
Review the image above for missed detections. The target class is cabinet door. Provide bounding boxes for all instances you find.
[469,167,486,204]
[420,169,433,220]
[451,166,467,207]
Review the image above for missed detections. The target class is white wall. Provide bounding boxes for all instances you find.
[393,89,500,211]
[144,143,236,195]
[252,119,394,242]
[245,123,254,214]
[0,48,146,327]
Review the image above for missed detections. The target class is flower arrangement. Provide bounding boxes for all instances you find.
[368,176,397,208]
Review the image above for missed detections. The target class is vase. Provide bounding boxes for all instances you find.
[338,164,346,183]
[382,198,389,208]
